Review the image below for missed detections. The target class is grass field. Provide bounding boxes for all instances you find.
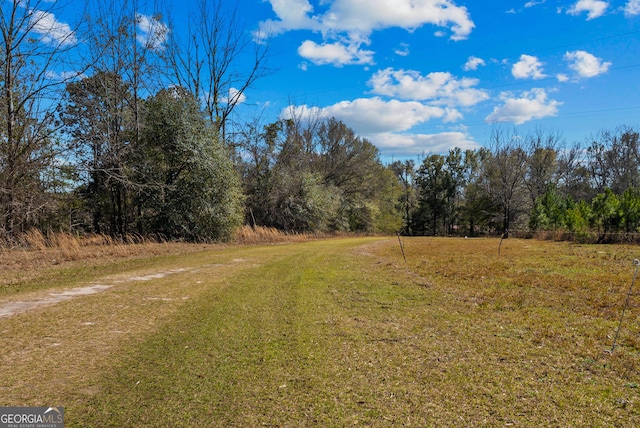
[1,237,640,426]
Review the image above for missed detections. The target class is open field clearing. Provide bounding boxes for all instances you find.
[1,237,640,426]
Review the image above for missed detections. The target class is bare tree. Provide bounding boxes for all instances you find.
[524,128,562,206]
[168,0,269,144]
[613,128,640,192]
[0,0,84,235]
[482,127,528,233]
[557,140,591,201]
[390,159,416,234]
[86,0,169,139]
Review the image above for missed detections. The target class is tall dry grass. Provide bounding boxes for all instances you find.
[5,226,306,251]
[0,225,313,286]
[20,228,80,259]
[0,230,173,274]
[15,229,155,260]
[233,225,310,245]
[0,226,308,280]
[0,230,209,290]
[9,230,162,250]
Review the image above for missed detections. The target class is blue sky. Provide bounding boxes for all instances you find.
[28,0,640,162]
[236,0,640,161]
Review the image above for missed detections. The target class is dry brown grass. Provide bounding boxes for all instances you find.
[233,225,311,244]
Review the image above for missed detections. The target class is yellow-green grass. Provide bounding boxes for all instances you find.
[1,237,640,426]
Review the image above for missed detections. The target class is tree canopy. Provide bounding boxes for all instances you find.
[2,1,640,244]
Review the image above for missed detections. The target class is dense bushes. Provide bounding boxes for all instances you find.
[238,117,403,235]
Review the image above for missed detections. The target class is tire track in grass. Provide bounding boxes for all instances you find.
[73,238,400,427]
[0,249,268,409]
[60,237,640,426]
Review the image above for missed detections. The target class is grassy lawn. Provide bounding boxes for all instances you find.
[2,237,640,426]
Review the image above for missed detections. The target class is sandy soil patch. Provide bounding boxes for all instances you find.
[0,269,193,318]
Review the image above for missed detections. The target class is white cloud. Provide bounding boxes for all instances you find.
[260,0,475,40]
[369,131,479,156]
[298,39,374,66]
[525,0,546,7]
[567,0,608,19]
[324,0,474,40]
[45,70,85,81]
[368,68,489,107]
[564,50,611,78]
[260,0,475,65]
[225,88,247,105]
[282,97,454,135]
[512,54,547,79]
[624,0,640,15]
[394,43,410,57]
[29,9,76,46]
[280,68,489,156]
[258,0,319,34]
[323,97,451,133]
[485,88,561,125]
[136,13,169,51]
[463,56,485,71]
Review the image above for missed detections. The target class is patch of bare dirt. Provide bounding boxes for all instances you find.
[0,268,195,318]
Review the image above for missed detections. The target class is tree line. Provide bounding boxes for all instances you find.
[393,126,640,242]
[2,1,640,243]
[0,0,402,241]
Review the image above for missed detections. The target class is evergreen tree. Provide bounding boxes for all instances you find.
[138,87,244,241]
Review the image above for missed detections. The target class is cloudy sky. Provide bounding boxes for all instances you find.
[238,0,640,160]
[26,0,640,161]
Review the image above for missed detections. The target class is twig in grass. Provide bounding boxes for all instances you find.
[498,229,508,257]
[397,233,407,263]
[608,258,640,354]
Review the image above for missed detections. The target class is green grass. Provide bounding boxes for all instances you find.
[77,239,408,426]
[2,237,640,426]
